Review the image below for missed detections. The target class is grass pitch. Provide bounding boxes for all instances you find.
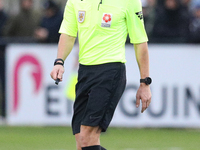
[0,126,199,150]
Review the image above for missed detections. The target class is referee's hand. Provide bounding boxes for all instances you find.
[136,83,151,113]
[50,65,65,82]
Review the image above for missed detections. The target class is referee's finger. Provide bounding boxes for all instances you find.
[147,100,150,108]
[50,69,58,80]
[57,69,63,80]
[136,95,140,108]
[141,99,147,113]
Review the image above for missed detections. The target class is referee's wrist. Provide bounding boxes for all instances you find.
[140,83,149,86]
[54,58,64,66]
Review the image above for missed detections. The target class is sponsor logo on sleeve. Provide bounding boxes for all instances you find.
[101,13,112,27]
[135,11,143,20]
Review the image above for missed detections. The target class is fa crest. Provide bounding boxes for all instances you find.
[78,11,86,23]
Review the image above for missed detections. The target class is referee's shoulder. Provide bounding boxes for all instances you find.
[126,0,142,8]
[70,0,80,3]
[126,0,141,3]
[66,0,79,6]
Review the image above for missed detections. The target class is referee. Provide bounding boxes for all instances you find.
[50,0,152,149]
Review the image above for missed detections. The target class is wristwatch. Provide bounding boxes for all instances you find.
[140,77,152,85]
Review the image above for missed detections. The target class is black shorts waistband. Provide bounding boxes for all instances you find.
[79,62,124,68]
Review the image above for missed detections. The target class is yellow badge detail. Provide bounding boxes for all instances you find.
[78,11,86,23]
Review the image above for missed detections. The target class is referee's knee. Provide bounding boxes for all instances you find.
[75,134,82,150]
[77,147,82,150]
[80,125,100,147]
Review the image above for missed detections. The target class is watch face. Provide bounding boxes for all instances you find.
[146,77,152,85]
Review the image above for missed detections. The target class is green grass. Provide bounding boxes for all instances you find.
[0,126,199,150]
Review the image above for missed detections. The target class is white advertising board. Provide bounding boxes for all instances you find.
[6,44,200,128]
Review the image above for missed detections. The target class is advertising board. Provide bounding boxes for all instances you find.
[6,44,200,128]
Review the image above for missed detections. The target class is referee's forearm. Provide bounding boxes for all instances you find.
[134,42,150,79]
[57,33,76,61]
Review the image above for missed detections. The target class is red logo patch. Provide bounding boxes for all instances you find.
[103,14,112,23]
[101,13,112,27]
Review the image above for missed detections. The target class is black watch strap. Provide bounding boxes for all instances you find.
[140,79,146,83]
[140,77,152,85]
[54,62,64,66]
[54,58,64,66]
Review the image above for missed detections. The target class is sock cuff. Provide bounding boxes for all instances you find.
[82,145,101,150]
[101,146,107,150]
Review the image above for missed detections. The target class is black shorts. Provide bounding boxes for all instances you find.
[72,62,126,135]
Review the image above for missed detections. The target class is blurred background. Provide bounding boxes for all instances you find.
[0,0,200,150]
[0,0,200,44]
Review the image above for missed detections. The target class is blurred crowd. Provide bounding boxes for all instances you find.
[142,0,200,43]
[0,0,62,43]
[0,0,200,44]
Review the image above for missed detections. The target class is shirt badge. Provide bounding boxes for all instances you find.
[78,11,86,23]
[101,13,112,27]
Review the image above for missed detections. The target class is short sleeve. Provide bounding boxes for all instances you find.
[125,0,148,44]
[59,0,78,37]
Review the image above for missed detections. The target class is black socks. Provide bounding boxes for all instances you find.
[82,145,106,150]
[101,146,107,150]
[82,145,101,150]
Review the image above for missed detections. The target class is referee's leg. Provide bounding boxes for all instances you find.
[75,125,102,150]
[75,133,82,150]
